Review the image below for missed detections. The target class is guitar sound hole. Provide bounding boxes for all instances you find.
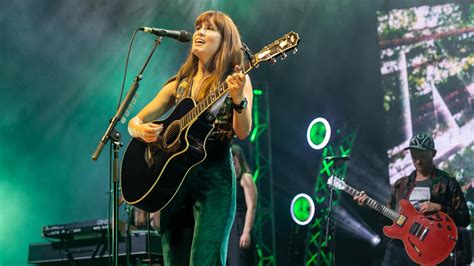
[163,122,181,148]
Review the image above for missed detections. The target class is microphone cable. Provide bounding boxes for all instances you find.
[117,29,140,110]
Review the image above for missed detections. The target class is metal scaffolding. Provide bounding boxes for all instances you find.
[304,129,357,266]
[248,84,277,266]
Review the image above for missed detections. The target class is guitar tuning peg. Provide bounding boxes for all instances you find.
[280,52,287,60]
[120,117,127,124]
[270,58,277,64]
[292,48,298,54]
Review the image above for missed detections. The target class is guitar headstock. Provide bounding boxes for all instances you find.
[327,175,347,190]
[251,31,300,66]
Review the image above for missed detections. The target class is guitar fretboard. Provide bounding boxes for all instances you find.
[178,67,252,129]
[340,182,400,221]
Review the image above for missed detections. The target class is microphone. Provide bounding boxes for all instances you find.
[324,155,350,161]
[139,27,192,42]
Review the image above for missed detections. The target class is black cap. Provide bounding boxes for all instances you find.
[404,133,436,151]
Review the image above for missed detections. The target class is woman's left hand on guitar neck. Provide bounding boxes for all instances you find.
[227,65,246,103]
[226,64,253,140]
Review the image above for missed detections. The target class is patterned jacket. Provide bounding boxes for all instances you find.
[388,168,470,227]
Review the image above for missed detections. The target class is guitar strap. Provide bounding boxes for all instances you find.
[175,78,191,103]
[403,172,417,200]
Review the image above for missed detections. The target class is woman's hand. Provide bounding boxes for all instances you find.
[239,231,251,249]
[228,64,253,139]
[128,117,163,143]
[227,65,246,103]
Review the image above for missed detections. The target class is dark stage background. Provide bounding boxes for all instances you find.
[0,0,471,265]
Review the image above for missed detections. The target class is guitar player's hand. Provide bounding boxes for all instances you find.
[354,191,368,206]
[128,116,163,143]
[227,65,246,102]
[419,201,441,214]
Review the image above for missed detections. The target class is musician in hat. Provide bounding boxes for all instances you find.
[355,132,470,265]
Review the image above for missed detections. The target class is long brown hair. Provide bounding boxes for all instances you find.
[232,144,252,175]
[174,10,244,101]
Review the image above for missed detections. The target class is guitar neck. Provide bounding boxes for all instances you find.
[177,31,300,128]
[179,65,253,128]
[338,182,400,221]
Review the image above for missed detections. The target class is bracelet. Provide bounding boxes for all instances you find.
[128,117,144,138]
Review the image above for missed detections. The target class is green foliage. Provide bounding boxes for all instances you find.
[441,146,474,184]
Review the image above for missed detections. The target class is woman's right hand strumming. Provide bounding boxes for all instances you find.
[128,116,163,143]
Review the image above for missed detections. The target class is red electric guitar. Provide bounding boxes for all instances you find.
[327,176,458,265]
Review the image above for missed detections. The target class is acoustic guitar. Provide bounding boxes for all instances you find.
[121,32,300,212]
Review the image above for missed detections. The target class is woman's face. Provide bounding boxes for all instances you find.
[192,20,222,64]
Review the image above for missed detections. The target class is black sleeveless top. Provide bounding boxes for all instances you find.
[236,175,247,213]
[175,78,235,144]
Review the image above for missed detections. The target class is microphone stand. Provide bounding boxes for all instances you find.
[324,158,345,266]
[91,36,163,266]
[125,204,132,266]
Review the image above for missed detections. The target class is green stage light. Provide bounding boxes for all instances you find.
[290,193,315,225]
[252,168,260,182]
[307,117,331,150]
[250,127,258,142]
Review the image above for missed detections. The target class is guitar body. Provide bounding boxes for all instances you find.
[120,97,214,212]
[383,199,458,265]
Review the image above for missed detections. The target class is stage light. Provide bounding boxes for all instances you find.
[333,205,381,247]
[307,117,331,150]
[371,235,381,246]
[290,193,315,225]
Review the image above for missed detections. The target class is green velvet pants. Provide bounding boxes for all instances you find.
[160,146,236,266]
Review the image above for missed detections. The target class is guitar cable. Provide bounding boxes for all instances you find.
[87,232,107,266]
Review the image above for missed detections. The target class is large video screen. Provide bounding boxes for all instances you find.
[377,3,473,207]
